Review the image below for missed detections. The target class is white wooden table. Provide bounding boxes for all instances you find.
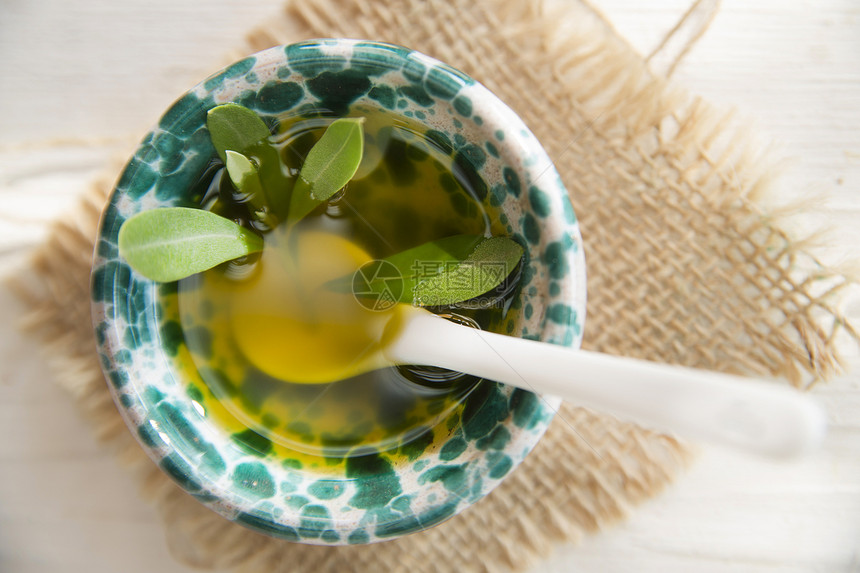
[1,1,858,571]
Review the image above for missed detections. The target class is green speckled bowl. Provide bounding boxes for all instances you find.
[91,40,586,544]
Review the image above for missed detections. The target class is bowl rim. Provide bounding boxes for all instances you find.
[91,39,587,544]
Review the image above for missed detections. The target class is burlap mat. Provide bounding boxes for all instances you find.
[15,0,858,571]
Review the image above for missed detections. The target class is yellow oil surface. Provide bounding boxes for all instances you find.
[228,229,395,383]
[175,226,458,460]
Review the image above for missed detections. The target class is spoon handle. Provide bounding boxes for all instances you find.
[387,310,825,458]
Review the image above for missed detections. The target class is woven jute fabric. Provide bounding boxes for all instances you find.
[16,0,857,572]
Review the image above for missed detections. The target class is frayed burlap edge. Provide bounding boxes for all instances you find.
[11,0,857,572]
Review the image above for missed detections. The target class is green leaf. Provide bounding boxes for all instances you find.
[382,234,485,297]
[225,150,264,198]
[224,150,274,224]
[289,117,365,224]
[411,236,524,306]
[209,104,292,221]
[207,103,271,161]
[118,207,264,282]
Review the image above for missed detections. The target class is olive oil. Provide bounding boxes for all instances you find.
[175,112,506,459]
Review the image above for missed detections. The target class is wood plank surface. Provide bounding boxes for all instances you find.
[1,1,858,571]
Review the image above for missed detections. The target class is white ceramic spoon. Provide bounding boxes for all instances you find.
[236,233,825,459]
[384,306,825,459]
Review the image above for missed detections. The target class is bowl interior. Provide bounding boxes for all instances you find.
[91,39,586,544]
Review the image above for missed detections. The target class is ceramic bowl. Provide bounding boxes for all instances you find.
[91,39,586,544]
